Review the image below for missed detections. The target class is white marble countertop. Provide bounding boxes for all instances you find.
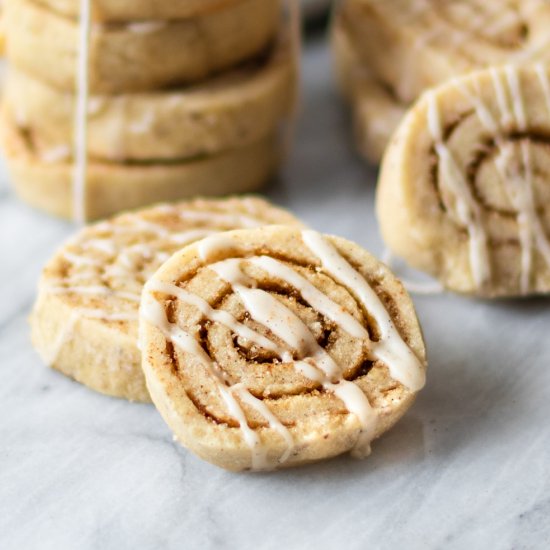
[1,36,550,550]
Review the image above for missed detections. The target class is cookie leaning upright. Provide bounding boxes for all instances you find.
[377,65,550,297]
[331,0,550,164]
[139,226,426,471]
[30,197,304,403]
[1,0,300,220]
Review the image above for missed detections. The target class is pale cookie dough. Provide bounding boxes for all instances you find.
[332,0,550,163]
[140,226,427,471]
[5,0,280,93]
[339,0,550,104]
[331,18,406,164]
[0,109,282,219]
[377,65,550,297]
[31,197,304,402]
[33,0,247,22]
[3,32,294,161]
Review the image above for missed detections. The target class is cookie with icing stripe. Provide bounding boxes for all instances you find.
[333,0,550,163]
[139,226,426,471]
[377,65,550,297]
[0,108,282,220]
[3,30,293,162]
[30,197,303,403]
[5,0,279,93]
[340,0,550,105]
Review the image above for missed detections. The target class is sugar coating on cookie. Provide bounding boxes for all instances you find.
[30,197,304,402]
[377,65,550,297]
[139,226,426,471]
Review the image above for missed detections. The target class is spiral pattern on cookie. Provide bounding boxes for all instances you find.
[139,226,426,471]
[340,0,550,104]
[31,197,302,402]
[378,65,550,296]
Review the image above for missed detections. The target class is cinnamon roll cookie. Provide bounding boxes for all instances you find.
[0,110,281,220]
[333,0,550,163]
[331,19,406,164]
[33,0,246,22]
[377,65,550,297]
[140,226,426,471]
[30,197,303,402]
[5,0,279,93]
[3,31,293,161]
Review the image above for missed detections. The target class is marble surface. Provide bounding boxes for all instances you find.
[1,35,550,550]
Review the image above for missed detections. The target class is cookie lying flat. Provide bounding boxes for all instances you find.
[33,0,246,22]
[378,65,550,297]
[140,226,426,471]
[4,32,293,161]
[31,198,303,402]
[331,19,406,164]
[0,109,281,219]
[5,0,279,93]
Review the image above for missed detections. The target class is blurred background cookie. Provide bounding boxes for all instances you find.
[332,0,550,164]
[377,65,550,297]
[1,0,300,220]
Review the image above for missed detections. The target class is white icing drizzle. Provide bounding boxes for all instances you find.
[455,66,550,293]
[177,209,266,229]
[128,110,155,134]
[198,234,239,262]
[126,21,166,34]
[72,0,91,223]
[140,291,277,470]
[426,90,491,288]
[230,384,294,464]
[45,308,137,366]
[142,231,427,466]
[381,248,445,295]
[248,256,368,339]
[83,238,118,255]
[169,229,217,246]
[535,63,550,118]
[301,231,425,392]
[146,280,280,354]
[208,257,377,457]
[87,97,105,115]
[62,250,103,267]
[46,285,141,303]
[40,145,71,163]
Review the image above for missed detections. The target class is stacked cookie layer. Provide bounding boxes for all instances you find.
[1,0,297,219]
[332,0,550,164]
[30,196,427,471]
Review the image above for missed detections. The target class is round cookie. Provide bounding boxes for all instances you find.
[30,197,304,403]
[339,0,550,105]
[3,32,293,161]
[331,18,406,164]
[32,0,247,22]
[140,226,427,471]
[377,65,550,297]
[0,109,281,220]
[5,0,280,93]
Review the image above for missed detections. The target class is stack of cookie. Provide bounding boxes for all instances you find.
[332,0,550,164]
[0,0,298,220]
